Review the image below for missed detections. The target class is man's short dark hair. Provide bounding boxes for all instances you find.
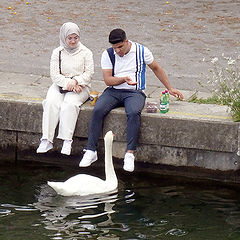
[109,28,126,44]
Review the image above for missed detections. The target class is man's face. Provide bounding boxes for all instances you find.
[112,40,129,57]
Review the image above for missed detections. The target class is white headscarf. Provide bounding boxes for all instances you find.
[59,22,81,54]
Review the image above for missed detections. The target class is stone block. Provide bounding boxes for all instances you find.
[103,108,127,141]
[140,114,238,153]
[0,100,42,133]
[74,103,93,138]
[0,129,16,162]
[136,144,188,166]
[187,149,239,171]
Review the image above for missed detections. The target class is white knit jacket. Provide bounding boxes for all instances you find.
[50,43,94,90]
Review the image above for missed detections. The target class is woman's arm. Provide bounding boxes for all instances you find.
[50,48,72,89]
[73,50,94,88]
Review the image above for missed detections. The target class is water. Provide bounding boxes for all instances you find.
[1,161,240,240]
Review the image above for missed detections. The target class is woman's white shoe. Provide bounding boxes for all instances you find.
[61,140,72,155]
[36,139,53,153]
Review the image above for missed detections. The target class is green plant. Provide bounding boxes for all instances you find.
[188,92,223,105]
[191,55,240,122]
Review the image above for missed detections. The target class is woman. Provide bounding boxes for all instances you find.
[37,22,94,155]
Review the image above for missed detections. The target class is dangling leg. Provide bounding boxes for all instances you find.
[58,87,89,155]
[123,90,146,171]
[37,84,63,153]
[79,88,121,167]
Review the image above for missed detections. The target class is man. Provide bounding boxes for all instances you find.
[79,28,183,172]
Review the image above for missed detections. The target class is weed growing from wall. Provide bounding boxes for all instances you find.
[190,54,240,122]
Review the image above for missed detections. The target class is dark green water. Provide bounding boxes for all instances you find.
[1,161,240,240]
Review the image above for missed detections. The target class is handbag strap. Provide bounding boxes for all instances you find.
[59,50,62,74]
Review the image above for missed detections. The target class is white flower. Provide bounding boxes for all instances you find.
[211,57,219,64]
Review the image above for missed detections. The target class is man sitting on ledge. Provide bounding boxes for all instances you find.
[79,28,183,172]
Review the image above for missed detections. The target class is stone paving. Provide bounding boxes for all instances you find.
[0,0,239,91]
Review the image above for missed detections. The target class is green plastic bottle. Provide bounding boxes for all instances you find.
[165,90,169,103]
[165,90,170,111]
[160,91,168,114]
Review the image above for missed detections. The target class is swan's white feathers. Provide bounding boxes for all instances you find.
[47,131,118,196]
[47,174,116,196]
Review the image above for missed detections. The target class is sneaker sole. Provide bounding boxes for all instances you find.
[61,150,71,155]
[36,145,53,153]
[123,165,134,172]
[79,157,97,167]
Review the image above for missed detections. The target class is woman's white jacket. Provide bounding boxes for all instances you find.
[50,43,94,91]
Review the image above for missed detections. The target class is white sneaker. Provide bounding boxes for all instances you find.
[61,140,72,155]
[123,152,135,172]
[79,150,98,167]
[36,139,53,153]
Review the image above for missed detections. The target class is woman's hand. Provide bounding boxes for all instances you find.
[73,85,83,93]
[66,79,78,91]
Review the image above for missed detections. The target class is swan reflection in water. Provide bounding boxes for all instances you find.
[34,185,135,239]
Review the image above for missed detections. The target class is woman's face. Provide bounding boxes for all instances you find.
[66,33,79,49]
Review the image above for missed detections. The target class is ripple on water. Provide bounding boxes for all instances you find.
[0,208,11,217]
[1,203,38,212]
[15,207,38,212]
[166,228,188,237]
[2,166,240,240]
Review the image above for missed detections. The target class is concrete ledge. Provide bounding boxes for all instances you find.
[0,98,239,176]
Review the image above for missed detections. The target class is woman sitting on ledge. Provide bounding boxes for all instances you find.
[37,22,94,155]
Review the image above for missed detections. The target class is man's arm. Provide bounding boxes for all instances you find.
[148,60,183,100]
[102,69,137,86]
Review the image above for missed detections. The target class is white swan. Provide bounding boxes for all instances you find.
[47,131,118,196]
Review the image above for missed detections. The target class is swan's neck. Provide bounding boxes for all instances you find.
[105,139,117,184]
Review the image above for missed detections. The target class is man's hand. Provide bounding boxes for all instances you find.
[169,88,184,100]
[124,76,138,86]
